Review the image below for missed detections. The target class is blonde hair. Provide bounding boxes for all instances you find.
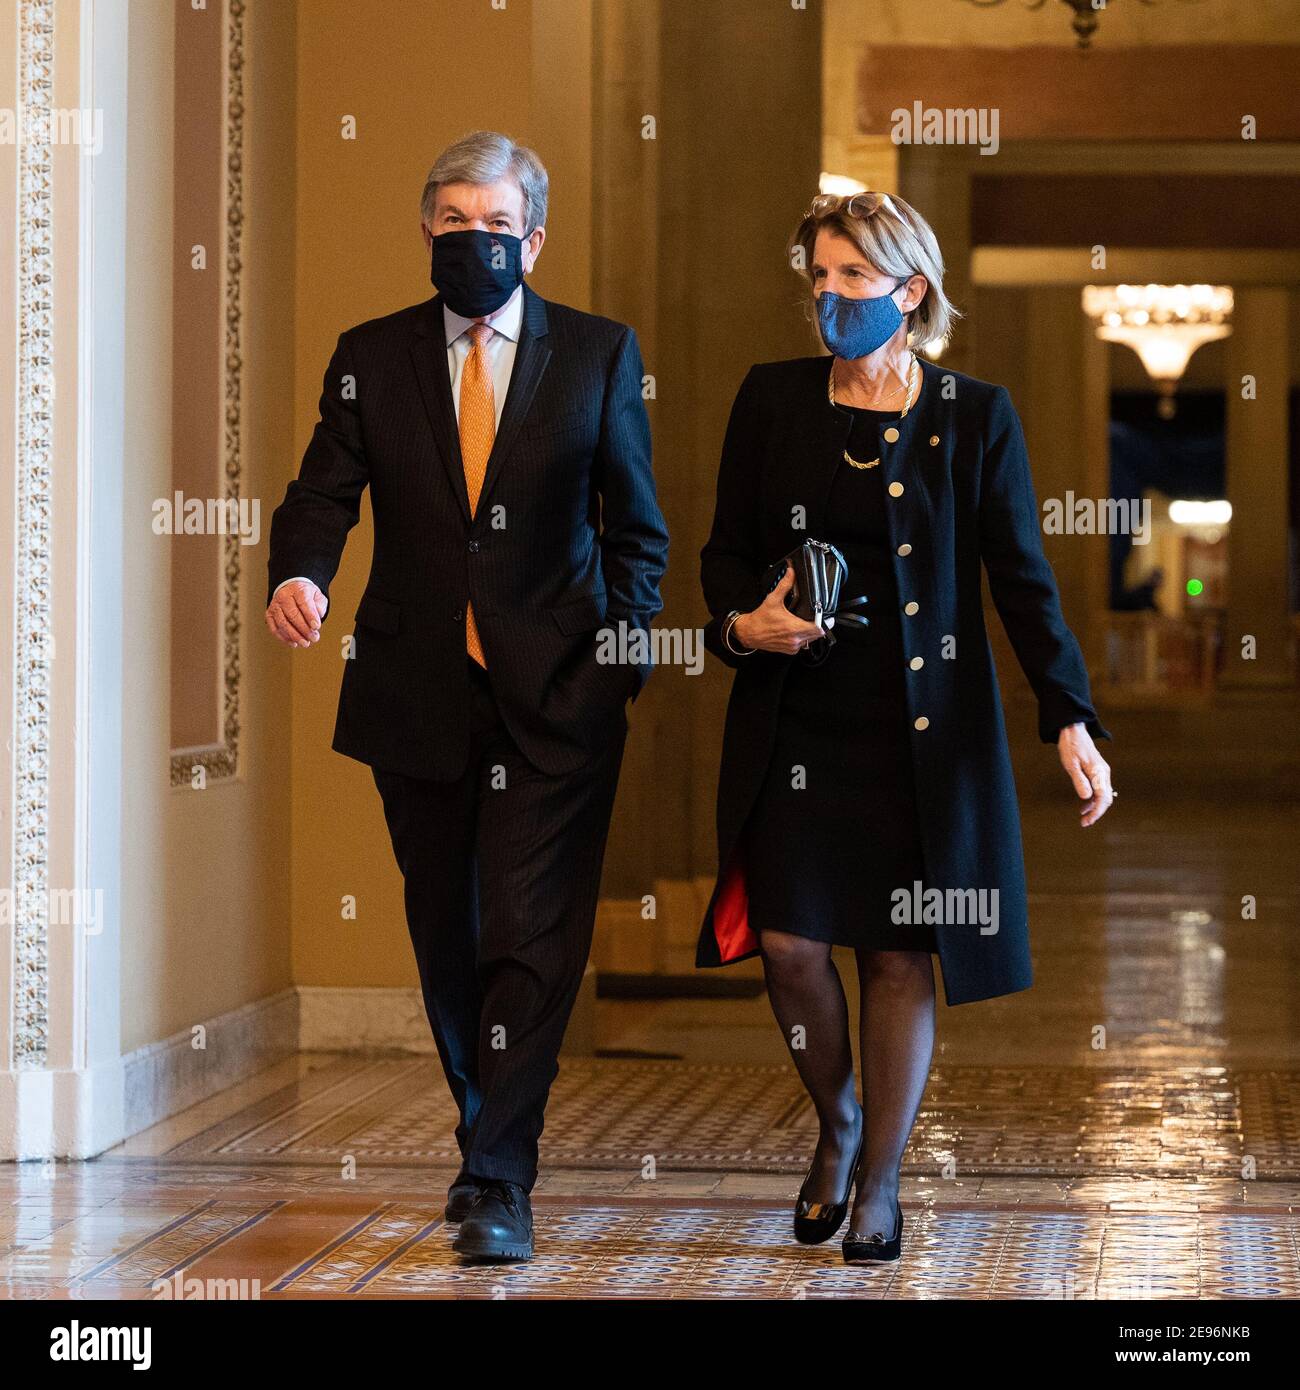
[788,190,961,349]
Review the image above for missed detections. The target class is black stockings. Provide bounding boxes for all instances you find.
[759,930,935,1234]
[850,946,935,1238]
[759,931,861,1204]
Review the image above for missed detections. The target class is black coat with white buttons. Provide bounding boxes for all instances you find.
[696,355,1112,1006]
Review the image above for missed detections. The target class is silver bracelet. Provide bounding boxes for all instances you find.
[723,610,756,656]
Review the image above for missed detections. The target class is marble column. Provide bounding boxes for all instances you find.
[898,146,975,379]
[591,0,662,911]
[590,0,822,967]
[1221,287,1294,688]
[1,0,129,1159]
[1012,288,1108,677]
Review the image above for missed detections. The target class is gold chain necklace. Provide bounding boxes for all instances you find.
[830,353,919,470]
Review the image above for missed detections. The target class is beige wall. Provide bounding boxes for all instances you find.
[121,0,297,1052]
[117,0,611,1038]
[287,0,598,991]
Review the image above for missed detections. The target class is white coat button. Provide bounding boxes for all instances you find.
[888,481,904,497]
[914,716,930,730]
[904,601,919,616]
[897,543,912,556]
[883,426,900,443]
[910,656,924,670]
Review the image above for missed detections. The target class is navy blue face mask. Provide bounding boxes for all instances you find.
[429,229,525,317]
[817,276,911,359]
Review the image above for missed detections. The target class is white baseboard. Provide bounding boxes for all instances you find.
[0,1059,126,1161]
[8,964,600,1160]
[296,985,434,1053]
[296,968,598,1058]
[1,988,299,1160]
[120,987,299,1138]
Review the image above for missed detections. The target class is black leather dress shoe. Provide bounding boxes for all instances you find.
[451,1180,534,1262]
[444,1168,483,1223]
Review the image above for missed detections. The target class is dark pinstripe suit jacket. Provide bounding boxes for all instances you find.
[267,284,669,781]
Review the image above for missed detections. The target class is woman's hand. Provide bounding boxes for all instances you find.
[732,566,827,655]
[1058,722,1115,827]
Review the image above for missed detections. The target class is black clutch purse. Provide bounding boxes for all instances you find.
[764,538,869,661]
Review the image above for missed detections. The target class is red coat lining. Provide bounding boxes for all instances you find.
[713,850,758,962]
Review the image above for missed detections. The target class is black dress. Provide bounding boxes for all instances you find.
[741,402,938,953]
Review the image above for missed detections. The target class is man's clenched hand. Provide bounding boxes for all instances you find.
[266,580,327,648]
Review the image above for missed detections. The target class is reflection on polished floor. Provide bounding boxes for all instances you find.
[4,698,1299,1300]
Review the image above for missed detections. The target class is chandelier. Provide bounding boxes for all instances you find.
[1082,284,1232,418]
[963,0,1202,51]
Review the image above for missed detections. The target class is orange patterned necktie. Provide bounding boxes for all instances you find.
[459,322,495,667]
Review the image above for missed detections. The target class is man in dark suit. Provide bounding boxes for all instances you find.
[265,131,668,1262]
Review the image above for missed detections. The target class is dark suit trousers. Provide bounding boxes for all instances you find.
[371,655,626,1189]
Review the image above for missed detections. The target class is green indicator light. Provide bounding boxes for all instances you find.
[1186,578,1204,596]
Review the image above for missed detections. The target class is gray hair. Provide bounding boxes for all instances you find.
[420,130,549,235]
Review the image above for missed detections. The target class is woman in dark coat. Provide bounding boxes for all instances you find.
[697,190,1115,1261]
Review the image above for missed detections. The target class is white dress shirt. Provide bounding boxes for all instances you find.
[272,285,525,603]
[443,283,523,429]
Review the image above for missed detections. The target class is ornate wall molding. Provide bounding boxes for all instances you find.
[170,0,245,787]
[13,0,56,1068]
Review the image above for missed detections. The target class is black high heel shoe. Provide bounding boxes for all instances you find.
[843,1198,903,1263]
[793,1126,864,1245]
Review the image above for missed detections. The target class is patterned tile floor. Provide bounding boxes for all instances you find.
[141,1053,1300,1178]
[4,1149,1298,1300]
[3,699,1299,1299]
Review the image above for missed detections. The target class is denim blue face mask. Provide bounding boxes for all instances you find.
[816,276,911,359]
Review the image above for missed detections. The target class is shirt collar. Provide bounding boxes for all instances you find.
[443,283,525,348]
